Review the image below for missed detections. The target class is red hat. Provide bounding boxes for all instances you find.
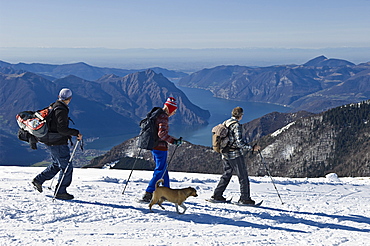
[164,97,177,114]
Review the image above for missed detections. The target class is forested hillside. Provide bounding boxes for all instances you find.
[88,100,370,177]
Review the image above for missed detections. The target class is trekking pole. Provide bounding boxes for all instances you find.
[122,148,143,195]
[160,143,180,180]
[258,150,284,205]
[48,174,58,190]
[52,140,80,201]
[48,139,84,190]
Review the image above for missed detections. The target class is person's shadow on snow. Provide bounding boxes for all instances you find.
[160,201,370,233]
[54,197,370,233]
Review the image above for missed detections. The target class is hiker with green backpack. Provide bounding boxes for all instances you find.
[210,107,260,205]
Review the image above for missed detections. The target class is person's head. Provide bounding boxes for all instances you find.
[232,107,243,120]
[58,88,73,104]
[163,97,177,116]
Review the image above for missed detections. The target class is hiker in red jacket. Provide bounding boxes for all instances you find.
[141,97,182,203]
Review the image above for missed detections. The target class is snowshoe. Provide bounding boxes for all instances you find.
[205,197,232,203]
[233,200,263,207]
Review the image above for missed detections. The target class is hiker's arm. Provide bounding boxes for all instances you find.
[157,116,175,144]
[233,124,252,150]
[55,109,79,137]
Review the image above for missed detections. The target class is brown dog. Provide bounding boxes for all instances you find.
[149,179,198,214]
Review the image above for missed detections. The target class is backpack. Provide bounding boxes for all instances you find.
[137,107,164,150]
[16,107,52,138]
[212,120,237,153]
[17,128,38,149]
[16,105,64,148]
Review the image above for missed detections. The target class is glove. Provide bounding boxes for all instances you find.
[252,144,261,153]
[173,137,183,146]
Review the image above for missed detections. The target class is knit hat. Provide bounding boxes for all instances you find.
[58,88,72,100]
[164,97,177,114]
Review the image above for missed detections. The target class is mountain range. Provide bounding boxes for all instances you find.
[178,55,370,113]
[87,99,370,178]
[0,60,187,81]
[0,63,209,165]
[1,56,369,172]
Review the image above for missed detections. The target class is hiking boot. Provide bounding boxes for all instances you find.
[55,193,74,200]
[238,198,255,205]
[211,195,227,202]
[32,179,43,193]
[141,192,152,203]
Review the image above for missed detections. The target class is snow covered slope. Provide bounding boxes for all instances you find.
[1,167,369,245]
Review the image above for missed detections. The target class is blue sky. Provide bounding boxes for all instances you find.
[1,0,370,49]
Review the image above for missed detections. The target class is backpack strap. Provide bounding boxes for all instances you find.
[224,119,238,128]
[223,119,238,150]
[150,107,164,118]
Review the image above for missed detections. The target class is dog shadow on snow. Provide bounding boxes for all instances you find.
[160,201,370,234]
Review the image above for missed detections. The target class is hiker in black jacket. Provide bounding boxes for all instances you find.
[32,88,82,200]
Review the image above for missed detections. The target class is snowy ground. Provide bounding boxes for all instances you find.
[1,167,369,246]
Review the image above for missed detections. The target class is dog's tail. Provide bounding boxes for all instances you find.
[155,179,164,188]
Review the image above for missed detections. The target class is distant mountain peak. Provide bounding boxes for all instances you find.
[19,71,40,79]
[303,55,355,67]
[99,74,120,80]
[143,68,157,76]
[303,55,328,66]
[64,62,91,67]
[124,69,164,82]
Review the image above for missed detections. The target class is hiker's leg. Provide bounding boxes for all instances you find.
[233,155,251,200]
[33,146,61,184]
[213,157,233,197]
[54,145,73,194]
[146,150,168,193]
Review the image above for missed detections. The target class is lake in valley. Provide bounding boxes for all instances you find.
[88,86,290,150]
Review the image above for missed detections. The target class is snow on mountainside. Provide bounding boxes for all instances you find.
[1,167,369,245]
[88,99,370,178]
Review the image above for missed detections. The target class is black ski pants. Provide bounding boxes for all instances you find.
[213,155,251,201]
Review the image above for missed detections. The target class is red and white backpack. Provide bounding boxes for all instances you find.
[16,107,53,138]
